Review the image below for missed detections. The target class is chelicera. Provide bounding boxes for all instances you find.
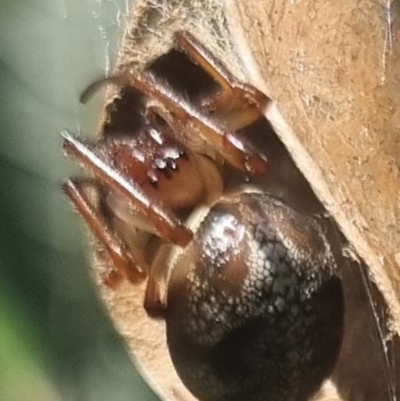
[63,31,344,401]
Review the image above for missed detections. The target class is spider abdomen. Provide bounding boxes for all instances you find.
[166,192,344,401]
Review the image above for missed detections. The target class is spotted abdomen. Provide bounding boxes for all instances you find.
[166,192,344,401]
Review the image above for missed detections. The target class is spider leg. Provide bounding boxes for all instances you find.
[63,178,147,287]
[143,244,174,319]
[62,132,193,247]
[81,75,267,175]
[174,31,270,114]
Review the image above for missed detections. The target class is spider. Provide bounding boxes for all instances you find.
[63,31,344,401]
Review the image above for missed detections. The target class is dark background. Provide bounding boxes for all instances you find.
[0,1,160,399]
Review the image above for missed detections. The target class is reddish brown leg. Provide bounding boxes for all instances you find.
[79,31,270,176]
[62,132,193,246]
[143,244,174,319]
[63,178,147,287]
[174,31,270,115]
[81,74,267,175]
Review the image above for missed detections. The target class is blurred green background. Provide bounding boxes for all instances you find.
[0,1,160,400]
